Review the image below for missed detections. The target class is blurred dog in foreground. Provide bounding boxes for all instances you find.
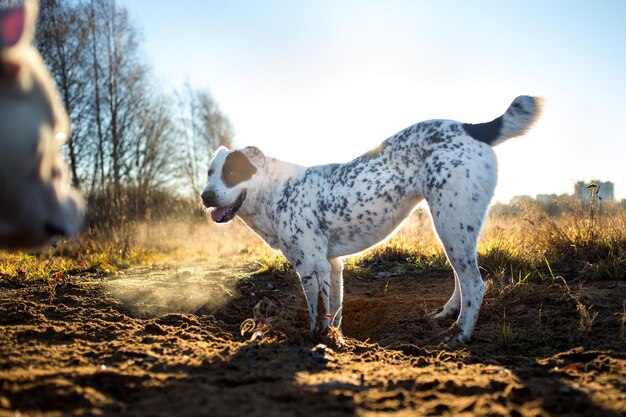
[0,0,84,249]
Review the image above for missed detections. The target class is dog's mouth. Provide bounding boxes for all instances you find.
[210,191,246,223]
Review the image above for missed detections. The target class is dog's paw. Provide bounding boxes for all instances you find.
[435,324,469,347]
[312,324,346,349]
[429,306,459,320]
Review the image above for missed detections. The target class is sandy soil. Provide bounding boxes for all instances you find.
[1,262,625,416]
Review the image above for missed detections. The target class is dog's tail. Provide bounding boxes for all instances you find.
[462,96,543,146]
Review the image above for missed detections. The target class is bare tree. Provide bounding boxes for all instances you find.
[128,93,178,208]
[36,0,91,189]
[100,0,143,196]
[178,83,233,195]
[23,0,236,221]
[85,0,104,197]
[82,0,149,214]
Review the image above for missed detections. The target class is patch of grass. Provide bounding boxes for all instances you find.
[0,214,280,286]
[4,198,625,288]
[576,302,599,337]
[495,316,518,350]
[0,219,162,285]
[336,201,626,290]
[0,230,154,285]
[252,254,294,279]
[558,277,599,338]
[480,200,626,286]
[346,237,449,278]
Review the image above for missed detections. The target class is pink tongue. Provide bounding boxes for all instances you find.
[210,207,228,222]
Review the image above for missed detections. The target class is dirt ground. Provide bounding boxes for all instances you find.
[1,262,625,417]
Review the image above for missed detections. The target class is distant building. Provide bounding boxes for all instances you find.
[503,180,617,215]
[510,195,534,205]
[574,180,614,202]
[536,194,558,206]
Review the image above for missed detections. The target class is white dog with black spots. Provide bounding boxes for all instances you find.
[201,95,542,343]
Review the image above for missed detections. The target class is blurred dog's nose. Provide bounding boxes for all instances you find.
[201,190,216,207]
[44,222,66,237]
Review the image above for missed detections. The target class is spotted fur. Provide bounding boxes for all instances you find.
[201,95,543,343]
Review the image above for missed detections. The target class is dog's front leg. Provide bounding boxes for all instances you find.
[292,256,332,337]
[328,258,344,329]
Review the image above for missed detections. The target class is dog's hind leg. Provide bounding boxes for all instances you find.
[430,202,487,342]
[425,158,496,342]
[328,258,344,329]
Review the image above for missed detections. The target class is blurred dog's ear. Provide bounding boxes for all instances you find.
[0,5,25,49]
[0,4,25,76]
[240,146,265,167]
[0,0,37,76]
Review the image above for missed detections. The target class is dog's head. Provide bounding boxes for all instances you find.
[0,0,84,249]
[201,146,265,223]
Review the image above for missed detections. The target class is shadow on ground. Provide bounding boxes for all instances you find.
[1,263,625,416]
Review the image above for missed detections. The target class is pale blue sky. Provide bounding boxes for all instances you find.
[120,0,626,202]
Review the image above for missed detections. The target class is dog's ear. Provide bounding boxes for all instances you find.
[210,145,229,159]
[0,5,25,49]
[240,146,265,167]
[221,149,258,187]
[0,0,37,77]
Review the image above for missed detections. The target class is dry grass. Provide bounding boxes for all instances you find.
[0,234,151,285]
[2,199,625,287]
[482,199,626,282]
[495,315,517,350]
[346,199,626,285]
[0,216,273,285]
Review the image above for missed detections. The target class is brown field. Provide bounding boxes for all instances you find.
[1,203,626,416]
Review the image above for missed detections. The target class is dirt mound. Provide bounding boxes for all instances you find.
[1,264,625,416]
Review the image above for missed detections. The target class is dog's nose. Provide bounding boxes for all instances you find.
[201,190,216,207]
[44,222,67,237]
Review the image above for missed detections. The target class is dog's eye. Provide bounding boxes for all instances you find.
[208,169,214,177]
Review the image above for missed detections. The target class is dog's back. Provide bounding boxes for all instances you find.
[285,96,543,257]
